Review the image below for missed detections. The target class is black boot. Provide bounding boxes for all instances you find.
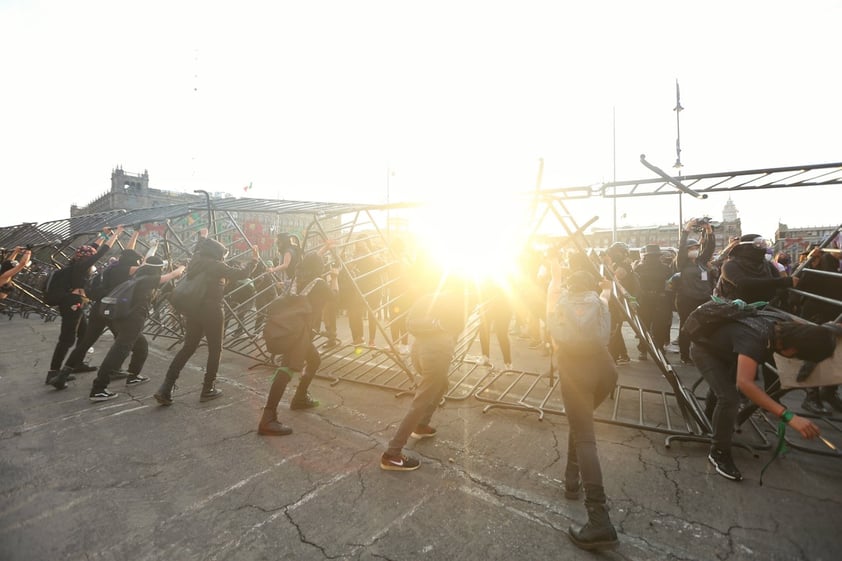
[46,367,75,386]
[199,375,223,402]
[154,372,178,406]
[568,485,618,551]
[290,375,319,410]
[50,366,76,390]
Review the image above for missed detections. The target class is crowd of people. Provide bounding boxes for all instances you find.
[1,218,839,552]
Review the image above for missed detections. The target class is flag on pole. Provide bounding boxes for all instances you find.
[243,182,253,193]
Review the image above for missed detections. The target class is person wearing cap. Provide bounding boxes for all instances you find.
[674,219,716,364]
[52,230,144,384]
[634,244,674,360]
[47,226,124,385]
[84,256,185,401]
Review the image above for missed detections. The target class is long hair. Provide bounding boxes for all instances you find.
[775,322,836,363]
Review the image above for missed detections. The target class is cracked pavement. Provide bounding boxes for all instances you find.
[1,317,840,560]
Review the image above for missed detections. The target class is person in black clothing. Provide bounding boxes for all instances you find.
[270,233,301,292]
[675,219,716,363]
[85,257,185,401]
[602,242,639,365]
[381,287,465,471]
[691,318,835,481]
[55,230,143,379]
[258,252,339,436]
[715,234,799,302]
[634,244,674,360]
[346,238,383,346]
[47,226,124,385]
[154,238,258,405]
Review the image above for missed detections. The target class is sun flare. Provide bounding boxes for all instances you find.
[410,195,534,285]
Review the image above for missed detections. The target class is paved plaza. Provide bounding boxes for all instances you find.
[1,316,840,561]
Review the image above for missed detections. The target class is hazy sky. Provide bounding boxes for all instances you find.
[1,0,840,240]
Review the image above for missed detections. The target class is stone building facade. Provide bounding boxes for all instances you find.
[587,197,742,251]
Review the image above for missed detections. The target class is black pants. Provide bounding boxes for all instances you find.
[348,294,379,344]
[637,293,672,352]
[479,298,513,364]
[676,295,709,359]
[50,294,88,371]
[64,302,109,369]
[165,305,224,383]
[608,312,628,361]
[558,346,618,490]
[91,312,148,393]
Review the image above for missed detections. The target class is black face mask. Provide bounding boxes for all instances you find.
[733,244,766,262]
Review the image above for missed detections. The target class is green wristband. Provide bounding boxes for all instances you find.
[781,410,794,424]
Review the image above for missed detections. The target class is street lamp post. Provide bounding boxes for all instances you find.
[194,189,215,237]
[673,80,685,243]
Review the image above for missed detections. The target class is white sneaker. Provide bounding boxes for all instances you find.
[478,355,492,366]
[504,363,513,370]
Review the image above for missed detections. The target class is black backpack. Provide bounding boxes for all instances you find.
[169,272,208,316]
[681,297,788,343]
[262,278,320,354]
[43,266,72,306]
[101,278,140,320]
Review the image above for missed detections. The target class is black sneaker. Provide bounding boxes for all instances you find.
[680,356,694,365]
[125,374,150,386]
[708,448,742,481]
[199,387,223,402]
[411,426,437,439]
[380,452,420,471]
[90,389,118,402]
[70,363,97,374]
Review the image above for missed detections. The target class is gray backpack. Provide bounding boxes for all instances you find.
[549,290,611,351]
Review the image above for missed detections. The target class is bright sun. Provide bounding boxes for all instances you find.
[410,194,534,285]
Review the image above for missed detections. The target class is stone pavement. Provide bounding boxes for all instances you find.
[1,317,840,561]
